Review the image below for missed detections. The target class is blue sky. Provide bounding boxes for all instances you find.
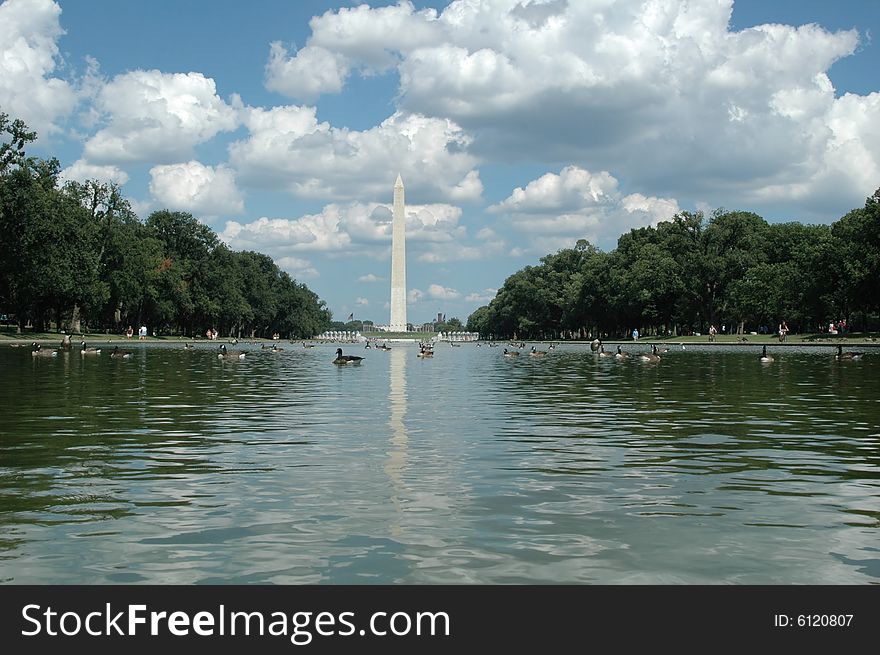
[2,0,878,325]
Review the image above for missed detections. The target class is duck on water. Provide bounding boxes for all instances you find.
[80,341,101,355]
[218,344,246,360]
[835,345,862,361]
[31,343,58,357]
[111,346,133,359]
[333,348,364,365]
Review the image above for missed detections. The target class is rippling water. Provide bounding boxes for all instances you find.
[1,341,877,584]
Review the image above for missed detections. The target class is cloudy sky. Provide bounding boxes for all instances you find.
[2,0,878,325]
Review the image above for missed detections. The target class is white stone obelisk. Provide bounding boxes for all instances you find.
[390,174,407,332]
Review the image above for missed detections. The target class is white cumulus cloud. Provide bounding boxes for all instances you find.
[284,0,877,215]
[84,70,240,164]
[265,43,350,101]
[427,284,460,300]
[357,273,383,283]
[219,200,476,265]
[490,166,680,251]
[149,161,244,217]
[0,0,76,137]
[465,288,497,303]
[229,105,481,203]
[60,159,129,186]
[275,256,319,279]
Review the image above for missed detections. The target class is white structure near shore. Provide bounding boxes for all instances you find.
[389,174,408,332]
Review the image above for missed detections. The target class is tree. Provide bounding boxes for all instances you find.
[832,193,880,327]
[466,305,491,335]
[0,111,37,173]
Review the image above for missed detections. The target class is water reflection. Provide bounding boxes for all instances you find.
[384,347,407,539]
[0,342,878,583]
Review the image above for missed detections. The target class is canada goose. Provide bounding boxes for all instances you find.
[218,344,245,360]
[641,345,661,362]
[450,342,461,347]
[590,338,602,352]
[548,343,556,350]
[759,345,774,363]
[529,346,547,357]
[615,346,629,360]
[333,348,364,365]
[303,341,314,348]
[183,342,194,349]
[60,334,72,349]
[80,341,101,355]
[364,342,372,349]
[31,343,58,357]
[503,348,519,357]
[270,344,284,352]
[418,347,434,358]
[598,344,612,357]
[835,345,862,361]
[110,346,133,359]
[379,343,392,351]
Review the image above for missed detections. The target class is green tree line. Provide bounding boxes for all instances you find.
[468,199,880,340]
[0,112,331,338]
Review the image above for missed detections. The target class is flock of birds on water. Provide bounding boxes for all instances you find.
[20,336,866,365]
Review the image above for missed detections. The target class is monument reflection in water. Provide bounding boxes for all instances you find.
[385,347,407,539]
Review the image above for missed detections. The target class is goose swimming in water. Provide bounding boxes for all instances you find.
[333,348,364,365]
[503,348,520,357]
[218,344,245,360]
[111,346,133,359]
[529,346,547,357]
[80,341,101,355]
[835,345,862,361]
[615,345,629,360]
[759,345,774,363]
[31,343,58,357]
[597,344,612,357]
[640,344,661,362]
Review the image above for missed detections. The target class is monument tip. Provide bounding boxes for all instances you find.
[395,173,403,187]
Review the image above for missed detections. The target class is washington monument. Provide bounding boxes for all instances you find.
[390,174,407,332]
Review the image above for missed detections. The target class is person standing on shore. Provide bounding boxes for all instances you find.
[709,325,717,342]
